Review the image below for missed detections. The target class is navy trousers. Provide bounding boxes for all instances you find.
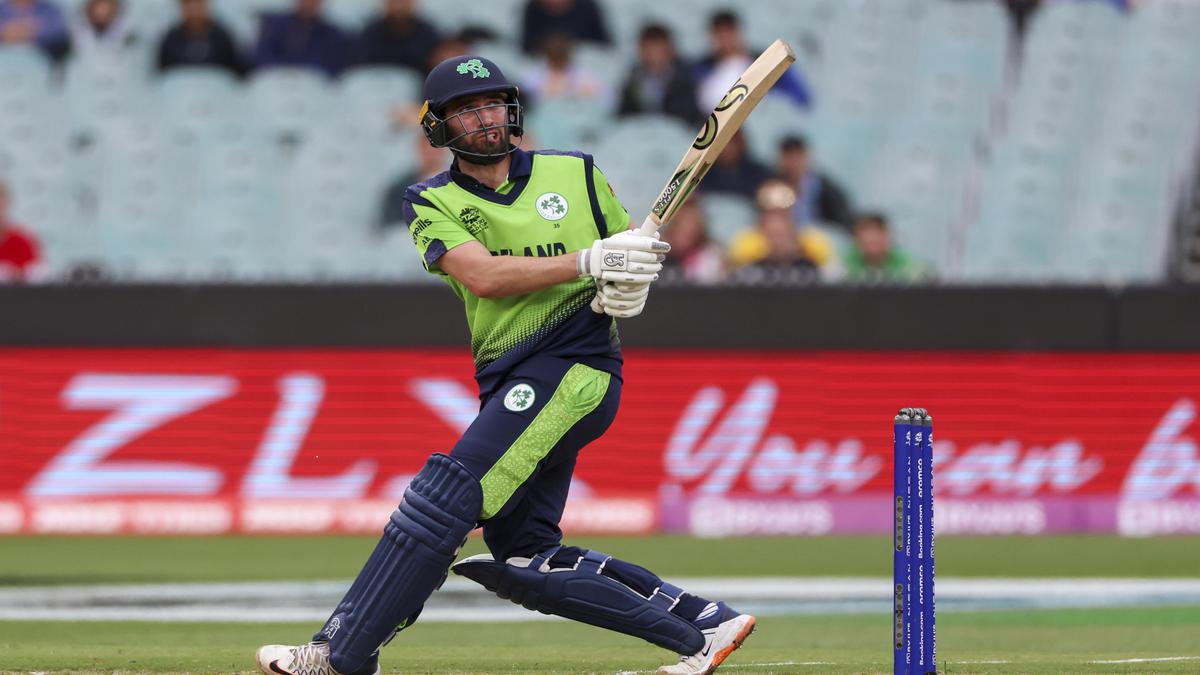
[449,355,621,562]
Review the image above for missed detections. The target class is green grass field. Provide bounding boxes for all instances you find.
[4,534,1200,584]
[2,536,1199,674]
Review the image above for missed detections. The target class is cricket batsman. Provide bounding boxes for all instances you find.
[255,55,755,675]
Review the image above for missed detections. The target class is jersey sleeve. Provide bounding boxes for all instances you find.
[591,165,631,236]
[403,190,473,274]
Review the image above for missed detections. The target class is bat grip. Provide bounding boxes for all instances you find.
[591,214,664,314]
[635,214,661,237]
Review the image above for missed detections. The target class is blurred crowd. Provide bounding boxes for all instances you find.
[0,0,1179,285]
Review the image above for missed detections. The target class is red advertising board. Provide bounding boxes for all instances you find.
[2,349,1198,535]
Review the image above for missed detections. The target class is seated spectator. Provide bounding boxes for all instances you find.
[616,23,702,126]
[1003,0,1042,39]
[157,0,246,77]
[843,212,928,283]
[0,0,69,62]
[356,0,440,74]
[253,0,350,78]
[698,130,770,199]
[520,0,610,55]
[660,200,724,285]
[522,31,607,105]
[379,134,450,232]
[425,32,472,72]
[777,135,853,231]
[694,9,811,112]
[727,179,839,284]
[0,181,42,282]
[70,0,139,62]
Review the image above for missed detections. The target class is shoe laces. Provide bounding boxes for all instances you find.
[287,642,339,675]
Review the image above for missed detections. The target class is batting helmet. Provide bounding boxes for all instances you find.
[419,55,524,153]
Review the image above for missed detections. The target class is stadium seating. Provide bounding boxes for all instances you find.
[591,115,696,219]
[2,0,1198,284]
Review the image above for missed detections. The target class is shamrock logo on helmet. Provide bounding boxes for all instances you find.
[456,58,491,79]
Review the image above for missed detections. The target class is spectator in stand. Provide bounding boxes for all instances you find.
[356,0,440,74]
[698,130,771,199]
[379,134,450,232]
[253,0,350,78]
[1001,0,1042,38]
[425,31,472,71]
[0,181,43,282]
[616,23,702,126]
[727,179,839,284]
[777,134,853,232]
[158,0,246,77]
[522,31,607,106]
[1001,0,1137,41]
[694,9,811,112]
[520,0,609,55]
[0,0,69,62]
[660,200,724,285]
[69,0,139,62]
[843,212,928,283]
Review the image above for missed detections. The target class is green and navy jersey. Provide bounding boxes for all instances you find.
[402,147,631,399]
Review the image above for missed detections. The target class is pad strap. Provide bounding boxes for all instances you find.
[452,548,704,654]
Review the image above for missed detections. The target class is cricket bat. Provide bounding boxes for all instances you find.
[638,38,796,237]
[593,39,795,312]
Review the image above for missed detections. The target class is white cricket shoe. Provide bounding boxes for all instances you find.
[255,641,381,675]
[658,613,757,674]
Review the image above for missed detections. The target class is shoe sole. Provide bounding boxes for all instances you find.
[706,615,757,674]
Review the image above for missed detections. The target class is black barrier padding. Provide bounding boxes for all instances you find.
[0,284,1197,350]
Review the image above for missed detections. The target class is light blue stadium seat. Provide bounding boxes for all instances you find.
[802,116,886,194]
[571,43,626,94]
[184,179,287,280]
[591,115,695,217]
[247,68,335,141]
[64,59,156,144]
[337,67,423,140]
[322,0,377,31]
[0,46,52,102]
[158,68,242,117]
[860,133,972,271]
[743,96,810,165]
[526,97,612,152]
[699,193,756,246]
[473,40,539,85]
[435,0,524,43]
[350,225,418,281]
[208,0,278,45]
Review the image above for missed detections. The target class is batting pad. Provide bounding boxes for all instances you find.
[452,547,705,655]
[319,453,482,674]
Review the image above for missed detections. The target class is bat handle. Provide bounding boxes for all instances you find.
[635,214,662,237]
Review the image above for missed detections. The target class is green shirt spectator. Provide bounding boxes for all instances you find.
[843,212,929,283]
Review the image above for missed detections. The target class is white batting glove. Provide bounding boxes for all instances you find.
[595,281,652,318]
[577,231,670,284]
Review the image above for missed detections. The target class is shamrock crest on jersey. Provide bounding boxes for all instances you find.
[504,383,535,411]
[536,192,569,221]
[456,58,491,79]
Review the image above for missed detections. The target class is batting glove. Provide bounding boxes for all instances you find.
[577,231,670,284]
